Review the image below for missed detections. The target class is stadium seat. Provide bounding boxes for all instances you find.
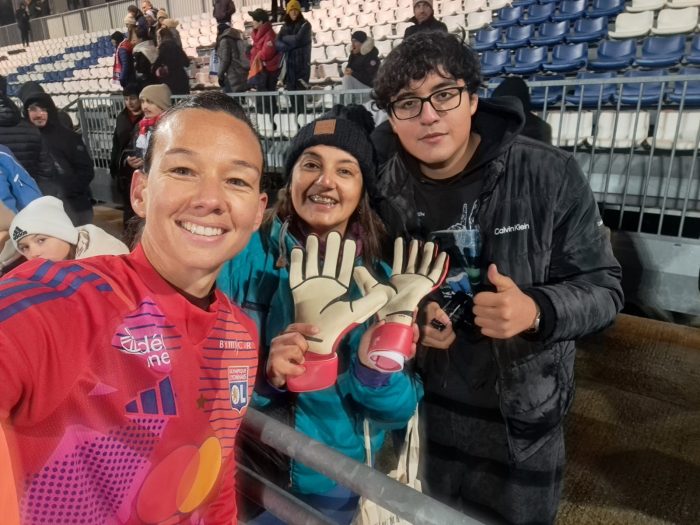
[547,111,593,146]
[357,12,376,26]
[375,39,393,58]
[651,6,699,34]
[551,0,587,21]
[311,46,328,64]
[443,14,467,33]
[531,21,569,46]
[505,46,547,74]
[588,111,650,148]
[492,6,523,27]
[466,11,494,31]
[498,24,534,48]
[521,3,556,24]
[686,35,700,64]
[465,0,488,13]
[392,22,413,37]
[608,11,654,38]
[616,69,668,105]
[626,0,667,11]
[325,44,349,63]
[372,24,393,40]
[489,0,513,9]
[252,113,276,139]
[543,43,588,72]
[333,29,352,43]
[375,8,396,24]
[651,110,700,149]
[565,71,617,106]
[473,27,502,51]
[667,67,700,105]
[273,113,299,139]
[338,14,357,29]
[316,30,334,46]
[441,0,468,15]
[529,74,565,107]
[635,35,685,68]
[587,0,626,17]
[589,39,636,70]
[481,49,511,76]
[566,16,608,43]
[512,0,536,5]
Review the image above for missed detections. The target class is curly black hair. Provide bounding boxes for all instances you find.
[372,32,482,112]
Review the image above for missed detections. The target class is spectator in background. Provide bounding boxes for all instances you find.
[10,196,128,262]
[15,1,31,47]
[141,0,157,19]
[153,28,190,95]
[276,0,312,110]
[404,0,447,38]
[492,77,552,145]
[342,31,380,90]
[0,75,56,195]
[0,145,41,214]
[216,22,249,93]
[156,10,182,48]
[37,0,50,17]
[213,0,236,25]
[248,8,282,111]
[111,30,135,88]
[20,87,94,225]
[126,5,148,35]
[132,26,158,88]
[110,84,142,225]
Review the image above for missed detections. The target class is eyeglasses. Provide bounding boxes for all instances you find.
[389,86,469,121]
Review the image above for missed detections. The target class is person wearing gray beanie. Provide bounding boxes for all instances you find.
[216,104,419,525]
[404,0,447,39]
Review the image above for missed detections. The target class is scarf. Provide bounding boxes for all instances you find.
[135,114,162,152]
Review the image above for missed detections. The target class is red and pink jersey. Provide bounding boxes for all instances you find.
[0,245,259,524]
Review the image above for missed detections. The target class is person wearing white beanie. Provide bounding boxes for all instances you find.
[10,196,129,262]
[405,0,447,39]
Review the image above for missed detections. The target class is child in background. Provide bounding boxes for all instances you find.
[10,196,129,262]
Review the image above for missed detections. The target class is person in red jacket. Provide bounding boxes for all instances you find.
[247,8,282,112]
[0,91,268,525]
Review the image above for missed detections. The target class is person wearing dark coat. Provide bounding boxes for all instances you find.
[152,27,190,95]
[404,0,447,39]
[109,84,142,224]
[15,2,31,47]
[276,0,312,110]
[216,24,249,93]
[492,77,552,145]
[20,86,94,226]
[0,77,56,196]
[212,0,235,25]
[342,31,381,90]
[16,81,75,131]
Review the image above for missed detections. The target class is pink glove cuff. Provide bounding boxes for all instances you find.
[287,352,338,392]
[367,322,414,373]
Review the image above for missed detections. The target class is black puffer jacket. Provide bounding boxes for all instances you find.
[0,94,56,194]
[375,97,623,462]
[403,15,448,39]
[346,38,380,87]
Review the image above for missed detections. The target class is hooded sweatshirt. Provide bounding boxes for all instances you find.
[346,37,381,88]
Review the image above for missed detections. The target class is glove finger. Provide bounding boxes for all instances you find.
[338,238,356,286]
[418,241,436,275]
[353,266,379,297]
[289,247,304,288]
[305,234,320,277]
[351,288,390,324]
[406,239,419,273]
[427,252,449,286]
[322,231,341,277]
[392,237,404,276]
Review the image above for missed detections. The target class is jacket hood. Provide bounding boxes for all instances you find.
[360,37,376,56]
[134,40,158,63]
[19,90,60,127]
[0,95,20,127]
[218,27,244,44]
[17,81,47,105]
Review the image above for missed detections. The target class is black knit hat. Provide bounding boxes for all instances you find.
[351,31,368,43]
[284,104,376,183]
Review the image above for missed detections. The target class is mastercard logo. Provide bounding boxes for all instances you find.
[136,437,223,523]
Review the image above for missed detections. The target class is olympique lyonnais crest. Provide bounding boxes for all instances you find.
[228,366,249,413]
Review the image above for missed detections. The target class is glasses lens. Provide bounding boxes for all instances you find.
[391,88,464,120]
[392,97,422,120]
[429,88,463,112]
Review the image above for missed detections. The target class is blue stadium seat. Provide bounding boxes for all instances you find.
[635,36,685,68]
[589,39,636,70]
[521,3,556,24]
[530,74,565,107]
[530,21,569,46]
[543,43,588,73]
[686,35,700,65]
[586,0,625,17]
[551,0,588,22]
[667,67,700,106]
[497,24,535,49]
[473,27,502,51]
[567,16,608,44]
[492,6,523,28]
[505,46,547,74]
[565,71,617,106]
[512,0,537,5]
[616,69,668,106]
[481,50,511,76]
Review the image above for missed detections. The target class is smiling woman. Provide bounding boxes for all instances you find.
[217,105,420,524]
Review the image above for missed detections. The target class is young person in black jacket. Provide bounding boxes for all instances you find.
[371,31,623,525]
[341,31,380,90]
